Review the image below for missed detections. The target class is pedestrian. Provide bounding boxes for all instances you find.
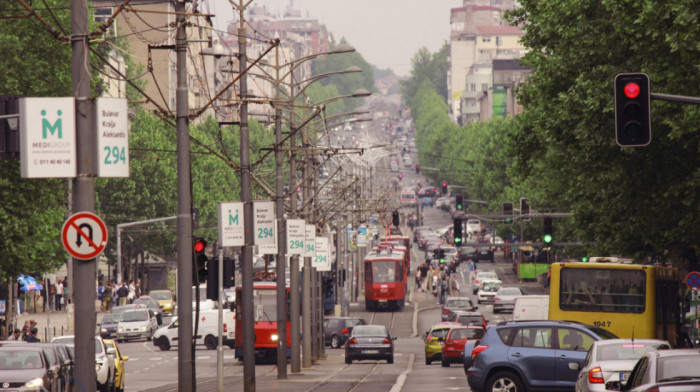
[135,278,142,298]
[431,270,439,297]
[49,280,56,311]
[439,276,448,305]
[55,280,64,311]
[0,319,6,340]
[62,277,69,307]
[128,280,136,303]
[415,268,422,291]
[468,259,476,285]
[450,274,460,296]
[7,328,22,341]
[117,282,129,306]
[25,327,40,343]
[40,280,48,312]
[420,262,429,292]
[103,283,114,312]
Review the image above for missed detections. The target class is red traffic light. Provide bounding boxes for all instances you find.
[441,182,447,187]
[624,82,640,99]
[194,239,206,252]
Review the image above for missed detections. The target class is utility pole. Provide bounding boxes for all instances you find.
[302,115,313,368]
[71,0,97,391]
[174,0,194,390]
[289,84,301,375]
[235,1,255,390]
[273,44,288,379]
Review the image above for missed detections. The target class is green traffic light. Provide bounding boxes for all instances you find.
[457,204,462,210]
[440,258,445,264]
[454,237,462,243]
[582,257,588,262]
[543,234,552,243]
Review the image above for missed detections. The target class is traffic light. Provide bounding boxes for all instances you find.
[0,95,22,159]
[582,256,589,263]
[614,73,651,147]
[520,197,530,222]
[503,202,513,224]
[206,258,218,300]
[456,194,464,211]
[392,210,400,227]
[193,237,208,285]
[543,217,553,244]
[453,218,463,245]
[415,164,420,174]
[441,181,448,196]
[434,248,446,264]
[223,257,236,288]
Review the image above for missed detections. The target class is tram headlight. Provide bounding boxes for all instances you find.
[270,334,279,342]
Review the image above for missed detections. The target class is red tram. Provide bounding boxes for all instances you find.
[235,282,291,362]
[363,248,407,311]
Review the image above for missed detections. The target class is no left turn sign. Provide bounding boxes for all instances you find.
[62,212,108,260]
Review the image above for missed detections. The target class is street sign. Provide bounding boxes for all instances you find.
[314,237,331,272]
[218,202,244,247]
[20,97,76,178]
[357,225,368,247]
[61,212,108,260]
[96,98,129,177]
[685,271,700,289]
[253,201,275,245]
[286,220,305,255]
[304,226,316,258]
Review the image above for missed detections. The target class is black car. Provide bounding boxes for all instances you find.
[456,246,477,263]
[100,313,121,339]
[324,317,367,349]
[472,245,495,263]
[0,344,58,392]
[345,325,396,364]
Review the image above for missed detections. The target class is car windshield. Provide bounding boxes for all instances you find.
[102,314,121,323]
[121,311,149,322]
[477,272,498,280]
[346,319,366,328]
[657,355,700,381]
[482,281,501,292]
[446,299,472,308]
[134,299,156,308]
[498,288,522,296]
[371,260,397,283]
[0,351,43,369]
[450,328,484,340]
[253,288,278,321]
[353,326,387,336]
[458,316,483,326]
[597,342,669,361]
[150,292,171,300]
[430,328,451,339]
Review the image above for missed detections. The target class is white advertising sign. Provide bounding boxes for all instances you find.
[218,202,244,247]
[314,237,331,271]
[253,201,275,245]
[304,226,316,258]
[20,97,76,178]
[96,98,129,177]
[286,219,305,255]
[258,224,278,254]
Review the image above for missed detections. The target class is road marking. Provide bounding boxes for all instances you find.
[197,356,210,360]
[389,352,414,392]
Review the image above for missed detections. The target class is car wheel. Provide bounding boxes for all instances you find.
[486,371,524,392]
[441,357,449,367]
[345,356,352,364]
[425,356,431,365]
[159,337,171,351]
[99,375,110,392]
[330,335,341,349]
[387,356,393,364]
[205,335,218,350]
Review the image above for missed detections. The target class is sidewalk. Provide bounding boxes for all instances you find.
[8,300,105,342]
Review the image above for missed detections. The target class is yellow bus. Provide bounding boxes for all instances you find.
[549,260,682,344]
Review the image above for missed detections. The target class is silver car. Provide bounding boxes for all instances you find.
[117,308,158,342]
[575,339,670,392]
[493,287,524,313]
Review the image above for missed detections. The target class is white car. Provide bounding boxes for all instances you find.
[154,308,236,351]
[466,219,481,234]
[473,271,499,294]
[117,308,158,342]
[476,279,502,304]
[575,339,670,392]
[52,334,115,392]
[492,286,524,313]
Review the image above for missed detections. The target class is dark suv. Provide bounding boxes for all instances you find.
[323,317,367,348]
[466,320,617,392]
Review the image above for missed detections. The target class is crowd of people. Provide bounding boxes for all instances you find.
[98,279,141,312]
[414,258,467,305]
[1,319,41,342]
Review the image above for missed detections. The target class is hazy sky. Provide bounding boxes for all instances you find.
[205,0,463,76]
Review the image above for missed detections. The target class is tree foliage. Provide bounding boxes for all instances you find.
[400,43,449,109]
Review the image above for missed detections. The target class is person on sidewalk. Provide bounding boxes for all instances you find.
[468,259,476,285]
[419,262,429,292]
[117,282,129,306]
[25,327,40,343]
[128,280,136,304]
[103,283,114,312]
[55,280,64,311]
[7,328,22,341]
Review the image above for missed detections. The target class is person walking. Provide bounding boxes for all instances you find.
[7,328,22,341]
[117,282,129,306]
[419,262,429,292]
[49,280,56,311]
[128,280,136,304]
[450,273,460,296]
[55,280,64,311]
[103,283,114,312]
[468,259,477,285]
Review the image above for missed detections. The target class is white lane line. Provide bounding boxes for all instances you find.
[389,352,414,392]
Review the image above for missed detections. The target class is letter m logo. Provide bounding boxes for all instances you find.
[42,117,62,139]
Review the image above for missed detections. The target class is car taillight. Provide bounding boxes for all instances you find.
[341,328,350,334]
[588,367,604,384]
[471,345,488,361]
[347,338,357,346]
[223,323,228,333]
[427,335,432,342]
[475,279,480,285]
[494,297,501,301]
[442,309,450,314]
[383,338,391,344]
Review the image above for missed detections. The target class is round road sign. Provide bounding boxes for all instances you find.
[61,212,108,260]
[686,271,700,289]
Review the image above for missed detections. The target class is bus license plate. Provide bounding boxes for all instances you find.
[362,350,379,354]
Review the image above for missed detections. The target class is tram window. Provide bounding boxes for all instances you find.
[372,260,396,283]
[253,289,278,321]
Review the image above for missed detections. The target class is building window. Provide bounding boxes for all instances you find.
[94,7,112,23]
[482,36,491,43]
[470,83,476,92]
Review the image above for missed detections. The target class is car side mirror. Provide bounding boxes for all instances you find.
[605,381,621,391]
[106,347,116,355]
[568,362,579,371]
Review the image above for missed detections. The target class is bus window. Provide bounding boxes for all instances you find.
[559,268,646,313]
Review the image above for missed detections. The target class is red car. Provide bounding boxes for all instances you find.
[441,326,485,367]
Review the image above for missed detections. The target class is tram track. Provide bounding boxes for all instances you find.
[302,362,380,392]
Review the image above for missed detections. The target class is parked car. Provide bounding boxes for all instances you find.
[51,335,116,392]
[473,271,499,294]
[324,317,367,349]
[103,339,130,392]
[0,344,58,392]
[493,287,525,313]
[448,310,488,328]
[606,348,700,391]
[441,326,485,367]
[100,313,121,339]
[21,342,73,392]
[345,325,396,364]
[441,296,478,321]
[117,308,159,342]
[575,339,670,392]
[148,290,175,315]
[132,296,163,324]
[476,279,502,304]
[466,320,618,392]
[424,323,458,365]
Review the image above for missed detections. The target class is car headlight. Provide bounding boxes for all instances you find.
[118,327,124,332]
[25,378,43,388]
[140,326,147,332]
[101,328,108,333]
[270,334,279,342]
[96,363,102,372]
